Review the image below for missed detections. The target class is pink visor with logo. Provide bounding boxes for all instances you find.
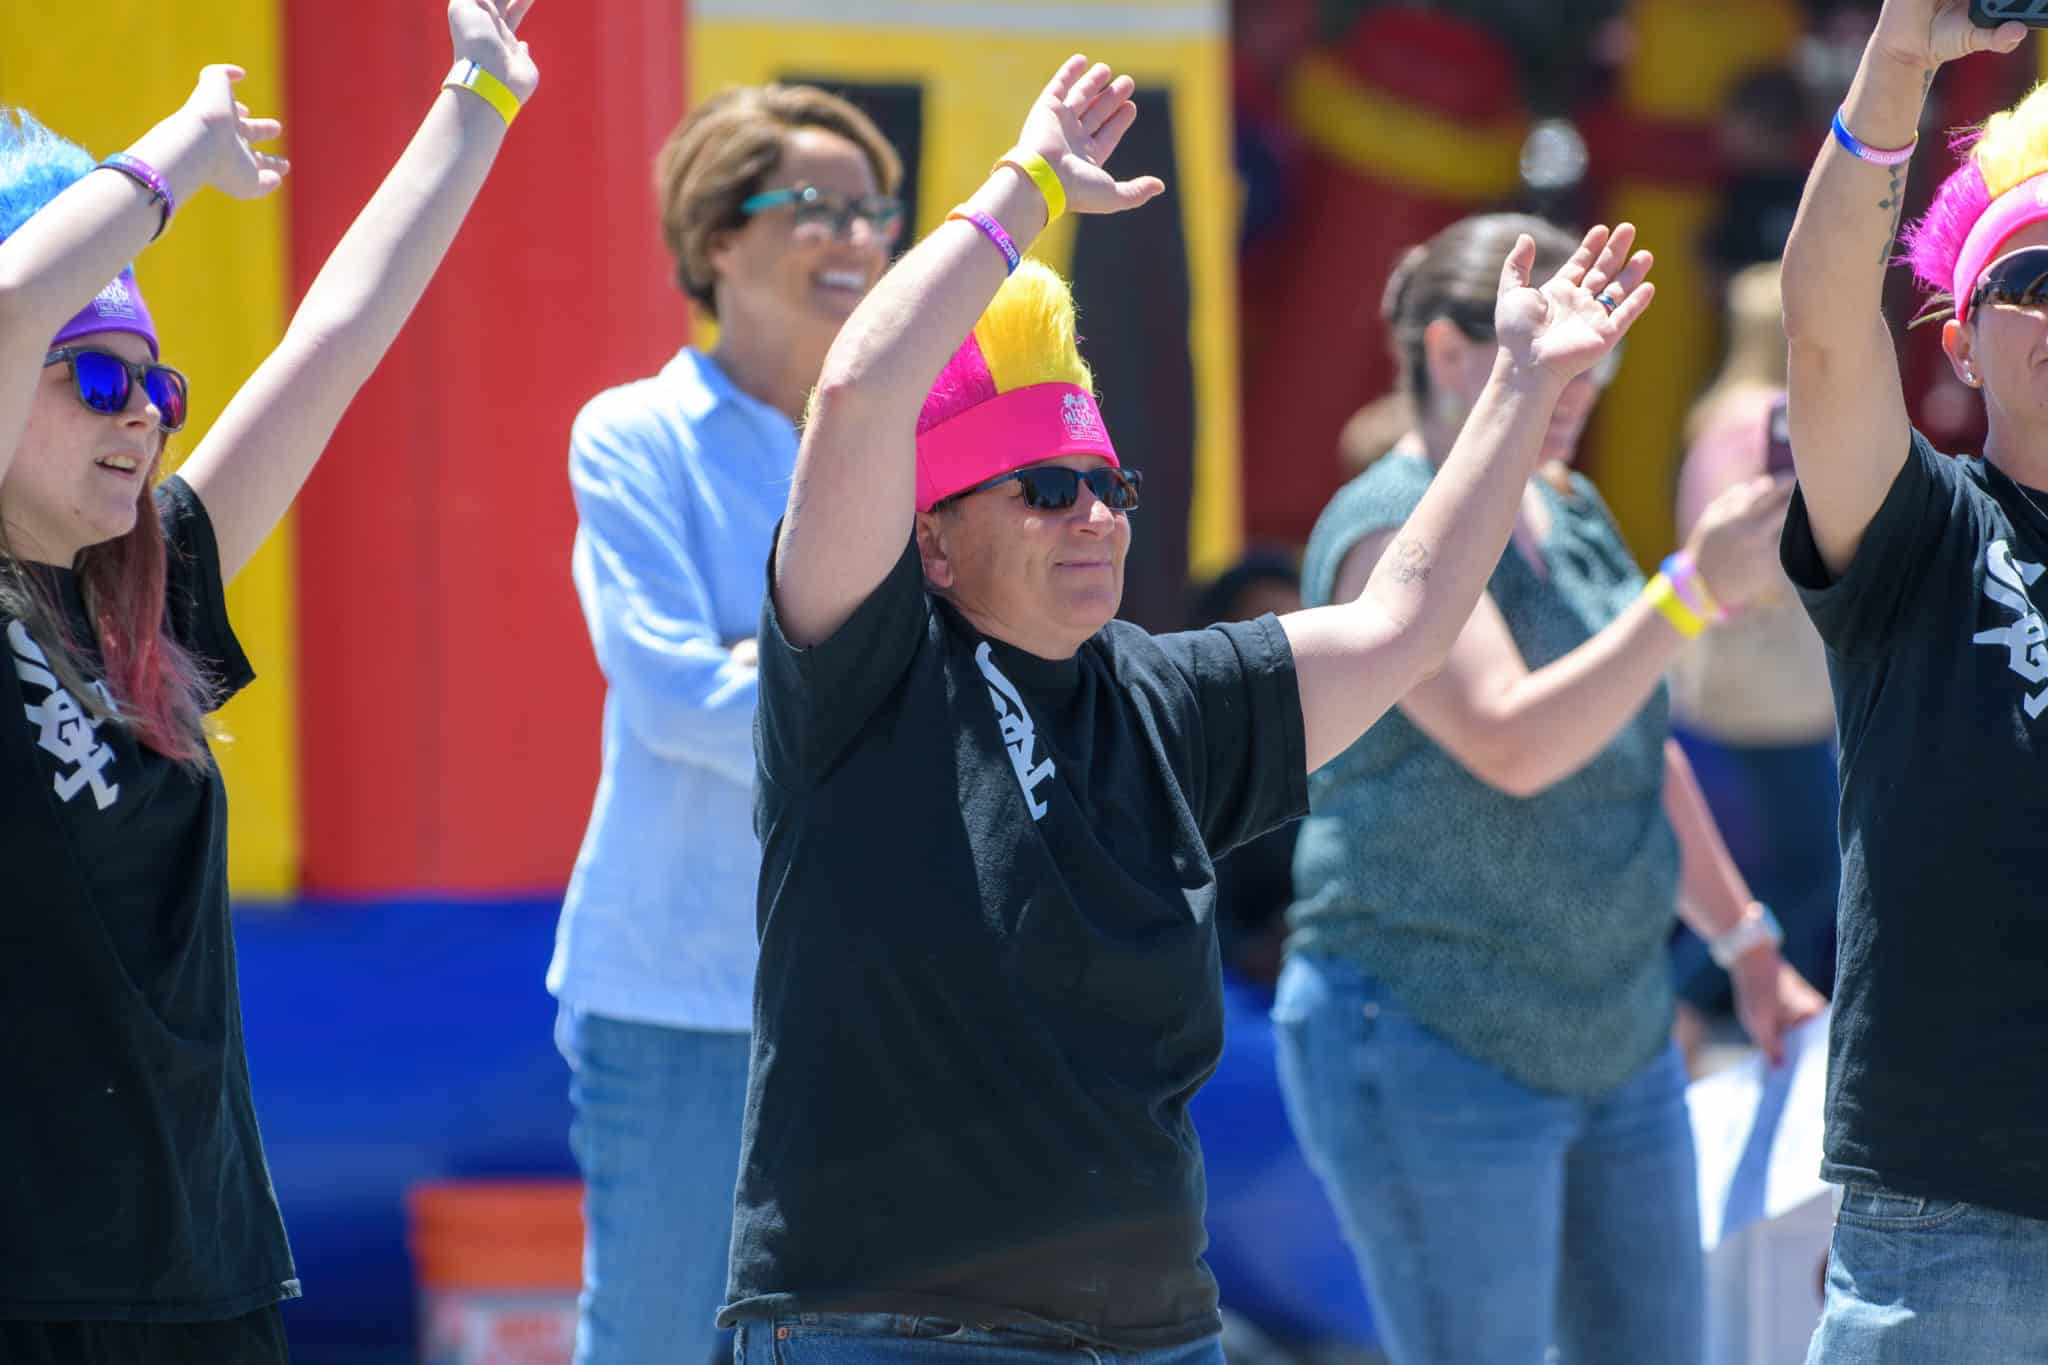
[914,381,1119,511]
[1954,171,2048,323]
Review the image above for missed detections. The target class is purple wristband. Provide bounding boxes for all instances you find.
[98,153,175,240]
[948,207,1020,275]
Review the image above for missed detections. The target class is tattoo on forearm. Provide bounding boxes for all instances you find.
[1879,161,1906,267]
[1388,537,1431,586]
[1874,69,1933,268]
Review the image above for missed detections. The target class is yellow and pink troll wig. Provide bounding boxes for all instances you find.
[914,259,1119,511]
[1904,82,2048,323]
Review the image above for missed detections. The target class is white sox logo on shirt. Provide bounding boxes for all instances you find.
[975,642,1053,821]
[8,620,120,809]
[1973,539,2048,720]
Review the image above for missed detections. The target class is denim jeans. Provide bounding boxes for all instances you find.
[1272,953,1703,1365]
[731,1313,1225,1364]
[555,1004,753,1365]
[1805,1183,2048,1362]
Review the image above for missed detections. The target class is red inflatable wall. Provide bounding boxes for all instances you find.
[289,1,689,894]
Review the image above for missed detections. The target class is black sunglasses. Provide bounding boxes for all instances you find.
[1971,246,2048,315]
[738,185,903,242]
[948,465,1143,512]
[43,346,189,433]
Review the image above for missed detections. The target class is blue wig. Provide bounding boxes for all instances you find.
[0,108,95,243]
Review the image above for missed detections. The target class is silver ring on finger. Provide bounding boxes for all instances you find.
[1596,290,1620,314]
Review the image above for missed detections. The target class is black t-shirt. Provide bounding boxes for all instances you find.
[1783,432,2048,1219]
[0,478,297,1321]
[723,538,1307,1348]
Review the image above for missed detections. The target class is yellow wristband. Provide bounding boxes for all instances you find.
[444,59,520,127]
[1646,573,1706,639]
[995,151,1065,224]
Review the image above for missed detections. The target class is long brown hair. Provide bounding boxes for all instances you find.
[0,444,216,769]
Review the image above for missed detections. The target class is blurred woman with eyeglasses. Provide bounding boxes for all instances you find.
[0,3,538,1360]
[1272,211,1822,1365]
[544,82,902,1365]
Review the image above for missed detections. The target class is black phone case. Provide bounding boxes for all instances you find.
[1974,0,2048,26]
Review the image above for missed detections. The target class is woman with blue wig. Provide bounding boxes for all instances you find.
[0,3,539,1358]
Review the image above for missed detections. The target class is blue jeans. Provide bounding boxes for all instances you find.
[732,1313,1225,1363]
[1272,954,1703,1365]
[1805,1183,2048,1362]
[555,1005,753,1365]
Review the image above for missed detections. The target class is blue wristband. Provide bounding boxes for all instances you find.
[1831,109,1915,168]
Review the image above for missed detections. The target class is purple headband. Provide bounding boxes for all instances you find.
[51,269,158,358]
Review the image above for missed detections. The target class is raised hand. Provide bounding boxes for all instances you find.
[177,65,287,201]
[1874,0,2025,70]
[449,0,541,103]
[1008,55,1164,217]
[1493,223,1654,387]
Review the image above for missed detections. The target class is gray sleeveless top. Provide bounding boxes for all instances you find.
[1289,452,1678,1095]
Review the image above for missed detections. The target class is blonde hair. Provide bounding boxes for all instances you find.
[918,260,1093,433]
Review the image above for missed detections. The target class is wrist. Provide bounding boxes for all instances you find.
[1660,549,1729,625]
[126,112,215,209]
[444,58,523,128]
[1491,350,1571,406]
[452,46,534,102]
[993,149,1065,226]
[1709,901,1783,970]
[966,169,1047,247]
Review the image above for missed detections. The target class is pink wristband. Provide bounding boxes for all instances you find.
[98,153,174,241]
[1660,551,1727,625]
[947,207,1020,275]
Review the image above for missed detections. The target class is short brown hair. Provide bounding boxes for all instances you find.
[655,85,903,318]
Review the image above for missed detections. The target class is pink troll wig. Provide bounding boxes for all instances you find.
[1903,83,2048,322]
[914,260,1118,510]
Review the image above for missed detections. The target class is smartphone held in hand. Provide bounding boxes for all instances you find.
[1973,0,2048,28]
[1765,394,1795,476]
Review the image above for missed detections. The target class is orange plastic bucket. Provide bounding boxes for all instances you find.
[406,1178,584,1364]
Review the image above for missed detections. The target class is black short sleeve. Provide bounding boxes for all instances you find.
[756,533,930,786]
[156,477,255,709]
[1149,613,1307,856]
[1781,431,1964,662]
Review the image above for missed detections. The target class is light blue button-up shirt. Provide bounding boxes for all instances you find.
[548,349,795,1033]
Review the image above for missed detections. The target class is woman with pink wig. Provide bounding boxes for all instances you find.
[0,3,538,1358]
[1780,1,2048,1360]
[718,54,1658,1363]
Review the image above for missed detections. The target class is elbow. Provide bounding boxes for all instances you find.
[1488,762,1553,801]
[803,367,879,433]
[1455,730,1562,800]
[1779,302,1827,351]
[1476,751,1555,801]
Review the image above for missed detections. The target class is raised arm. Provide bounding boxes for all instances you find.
[1282,227,1655,774]
[179,0,541,582]
[1322,471,1791,797]
[1781,0,2023,576]
[771,56,1161,647]
[0,68,285,491]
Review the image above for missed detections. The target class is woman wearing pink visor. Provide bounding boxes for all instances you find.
[718,55,1658,1363]
[0,3,538,1359]
[1780,2,2048,1361]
